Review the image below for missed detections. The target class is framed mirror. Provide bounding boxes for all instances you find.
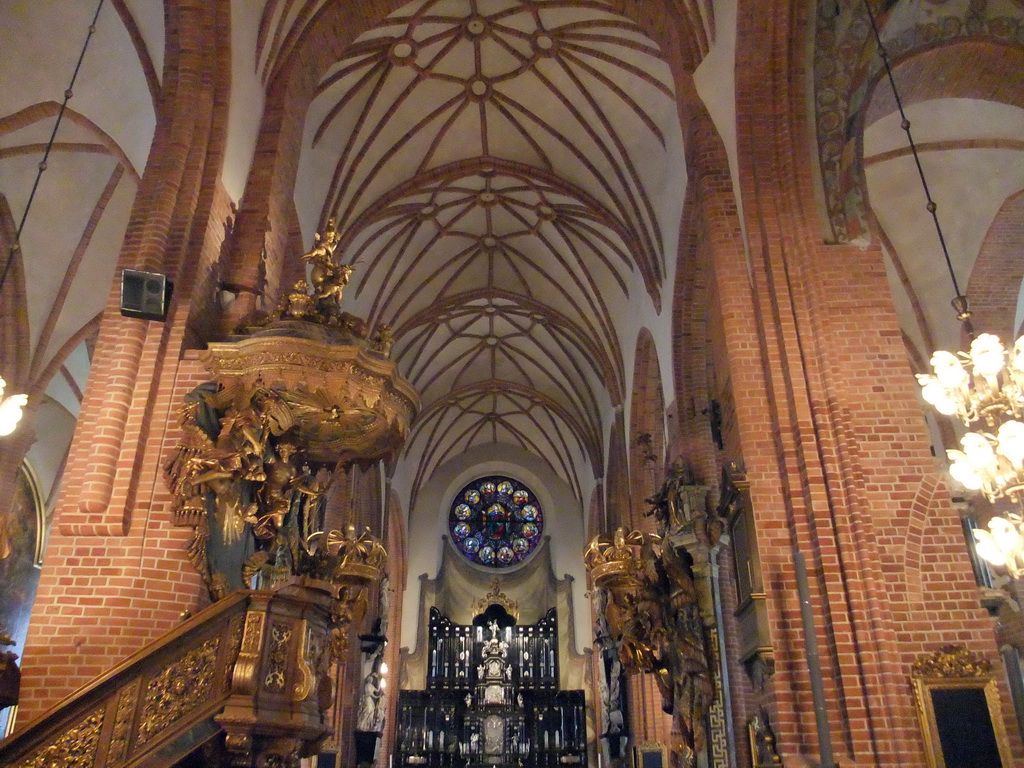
[911,646,1013,768]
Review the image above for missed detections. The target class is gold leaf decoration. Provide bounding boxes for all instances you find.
[137,637,220,746]
[16,709,103,768]
[911,644,992,679]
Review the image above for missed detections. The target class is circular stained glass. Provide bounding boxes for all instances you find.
[449,475,544,567]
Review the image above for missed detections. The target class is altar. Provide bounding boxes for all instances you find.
[394,606,587,768]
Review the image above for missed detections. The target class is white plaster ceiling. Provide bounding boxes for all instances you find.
[0,0,157,393]
[6,0,1016,523]
[865,98,1024,357]
[292,0,686,500]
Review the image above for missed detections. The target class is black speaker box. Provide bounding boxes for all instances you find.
[120,269,170,321]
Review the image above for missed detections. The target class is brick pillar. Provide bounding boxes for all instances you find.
[677,2,1010,762]
[16,0,233,721]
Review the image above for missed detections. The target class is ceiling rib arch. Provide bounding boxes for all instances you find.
[406,379,595,511]
[297,0,686,309]
[394,289,609,448]
[334,164,640,390]
[394,286,623,402]
[291,0,688,503]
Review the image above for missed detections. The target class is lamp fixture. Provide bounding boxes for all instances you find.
[0,0,106,436]
[862,0,1024,572]
[0,380,28,437]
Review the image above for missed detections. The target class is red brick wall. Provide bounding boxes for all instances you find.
[10,3,1017,765]
[17,0,233,720]
[628,329,665,526]
[717,1,1011,763]
[967,189,1024,341]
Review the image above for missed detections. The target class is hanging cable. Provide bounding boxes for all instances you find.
[0,0,107,297]
[862,0,972,326]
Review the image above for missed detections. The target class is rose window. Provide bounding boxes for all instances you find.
[449,476,543,567]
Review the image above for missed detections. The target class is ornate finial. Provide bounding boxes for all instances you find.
[911,644,992,679]
[476,578,519,621]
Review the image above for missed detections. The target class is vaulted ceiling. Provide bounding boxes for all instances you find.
[291,0,686,502]
[2,0,1023,515]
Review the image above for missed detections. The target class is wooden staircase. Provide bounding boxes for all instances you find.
[0,581,342,768]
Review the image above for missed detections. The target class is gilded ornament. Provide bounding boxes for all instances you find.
[224,612,247,690]
[231,612,266,696]
[372,324,395,356]
[264,621,293,692]
[304,524,388,576]
[15,709,103,768]
[328,584,370,661]
[295,620,329,703]
[584,527,714,768]
[137,638,220,746]
[107,680,141,764]
[911,644,992,679]
[475,578,519,621]
[747,712,783,768]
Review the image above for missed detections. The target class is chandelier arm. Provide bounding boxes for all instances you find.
[862,0,969,324]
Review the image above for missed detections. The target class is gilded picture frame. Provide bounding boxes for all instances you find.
[632,740,667,768]
[911,675,1012,768]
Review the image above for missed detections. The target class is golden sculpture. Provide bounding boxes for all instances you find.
[302,218,351,308]
[585,527,714,768]
[239,218,360,331]
[373,323,395,356]
[165,221,416,603]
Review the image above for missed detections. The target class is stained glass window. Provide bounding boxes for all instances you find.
[449,476,544,567]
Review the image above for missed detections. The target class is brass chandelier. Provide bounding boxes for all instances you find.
[861,1,1024,574]
[918,337,1024,576]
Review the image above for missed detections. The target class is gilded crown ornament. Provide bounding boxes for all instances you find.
[584,526,713,768]
[476,578,520,621]
[911,644,992,680]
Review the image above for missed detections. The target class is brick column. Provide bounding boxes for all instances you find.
[16,0,233,720]
[677,1,1009,763]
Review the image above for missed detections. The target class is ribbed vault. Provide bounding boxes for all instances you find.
[291,0,686,502]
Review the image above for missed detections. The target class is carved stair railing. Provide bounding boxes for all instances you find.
[0,580,348,768]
